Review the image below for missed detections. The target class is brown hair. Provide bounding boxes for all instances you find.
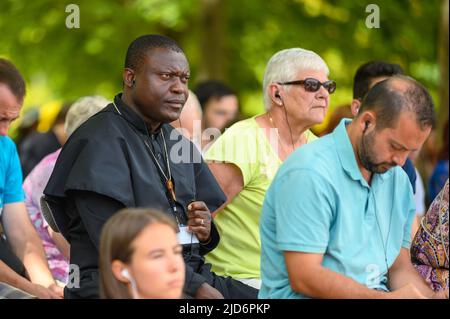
[0,58,26,102]
[99,208,178,299]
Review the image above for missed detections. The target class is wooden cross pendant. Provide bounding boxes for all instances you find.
[167,179,176,201]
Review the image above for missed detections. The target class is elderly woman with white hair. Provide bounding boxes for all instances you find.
[22,95,109,284]
[204,48,335,289]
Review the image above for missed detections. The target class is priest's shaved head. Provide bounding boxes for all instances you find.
[124,34,184,72]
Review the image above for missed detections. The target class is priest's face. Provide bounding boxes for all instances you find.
[132,47,190,125]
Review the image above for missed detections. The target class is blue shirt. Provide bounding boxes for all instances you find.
[402,157,417,194]
[428,160,449,202]
[259,119,415,299]
[0,136,24,215]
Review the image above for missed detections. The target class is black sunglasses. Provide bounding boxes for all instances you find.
[278,78,336,94]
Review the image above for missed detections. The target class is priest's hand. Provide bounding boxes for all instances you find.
[187,201,212,243]
[195,282,224,299]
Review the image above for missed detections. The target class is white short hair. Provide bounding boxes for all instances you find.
[65,95,109,136]
[262,48,329,111]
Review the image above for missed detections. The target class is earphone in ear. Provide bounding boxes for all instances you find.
[121,268,131,280]
[363,121,370,134]
[275,91,284,105]
[132,79,136,86]
[120,268,139,298]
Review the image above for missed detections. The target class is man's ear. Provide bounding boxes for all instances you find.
[123,68,135,88]
[351,99,361,117]
[359,111,376,132]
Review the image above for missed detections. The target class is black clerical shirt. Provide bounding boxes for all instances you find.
[44,94,226,298]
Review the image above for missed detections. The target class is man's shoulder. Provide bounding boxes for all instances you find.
[0,135,16,149]
[0,136,18,160]
[286,135,336,170]
[391,165,415,187]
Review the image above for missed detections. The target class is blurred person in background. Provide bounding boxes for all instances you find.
[409,149,427,238]
[19,102,71,178]
[22,95,108,284]
[170,89,202,145]
[14,107,39,149]
[194,80,239,150]
[429,118,449,202]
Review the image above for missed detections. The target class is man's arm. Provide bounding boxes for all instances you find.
[183,263,224,299]
[284,251,426,299]
[70,190,124,250]
[388,247,447,298]
[1,202,62,297]
[0,259,60,299]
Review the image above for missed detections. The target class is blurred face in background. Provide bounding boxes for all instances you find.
[202,95,238,132]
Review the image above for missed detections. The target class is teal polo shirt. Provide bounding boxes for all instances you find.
[259,119,415,299]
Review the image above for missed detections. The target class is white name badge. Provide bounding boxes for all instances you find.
[177,226,199,245]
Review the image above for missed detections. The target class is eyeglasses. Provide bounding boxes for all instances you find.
[278,78,336,94]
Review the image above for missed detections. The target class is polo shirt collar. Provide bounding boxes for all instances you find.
[333,119,368,186]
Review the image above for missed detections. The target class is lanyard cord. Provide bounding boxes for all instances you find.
[113,101,197,266]
[112,101,180,222]
[372,185,394,287]
[142,131,171,183]
[113,101,171,182]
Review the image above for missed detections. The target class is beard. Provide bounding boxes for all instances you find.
[358,129,397,174]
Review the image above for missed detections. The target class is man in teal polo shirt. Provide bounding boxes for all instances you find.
[259,75,447,298]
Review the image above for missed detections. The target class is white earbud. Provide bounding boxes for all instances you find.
[121,268,140,298]
[121,268,131,280]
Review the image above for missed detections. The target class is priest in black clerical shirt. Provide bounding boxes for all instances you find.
[44,35,258,299]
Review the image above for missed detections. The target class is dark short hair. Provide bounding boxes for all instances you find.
[0,58,26,101]
[359,75,436,130]
[353,61,404,100]
[124,34,184,72]
[194,80,236,111]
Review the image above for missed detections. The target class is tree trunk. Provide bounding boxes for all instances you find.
[198,0,226,82]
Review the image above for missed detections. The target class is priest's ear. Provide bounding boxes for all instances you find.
[123,68,136,88]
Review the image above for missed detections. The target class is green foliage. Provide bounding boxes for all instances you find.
[0,0,443,127]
